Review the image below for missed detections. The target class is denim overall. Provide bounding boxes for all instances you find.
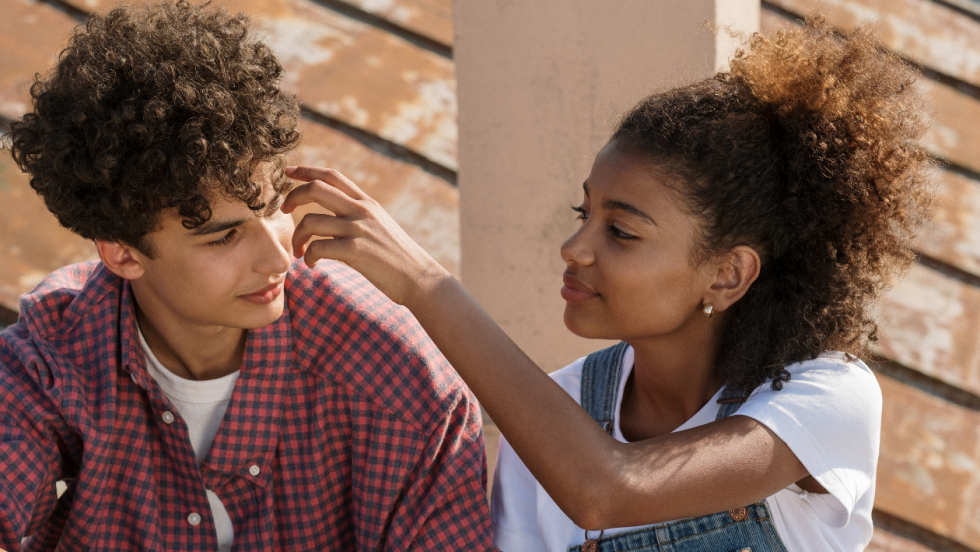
[571,342,789,552]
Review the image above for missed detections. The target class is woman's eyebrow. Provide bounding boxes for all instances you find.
[583,180,657,225]
[602,200,658,226]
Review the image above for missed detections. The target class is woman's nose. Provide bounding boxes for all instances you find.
[560,226,595,267]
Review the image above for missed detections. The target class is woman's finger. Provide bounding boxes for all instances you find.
[285,166,367,201]
[281,179,359,216]
[291,212,349,258]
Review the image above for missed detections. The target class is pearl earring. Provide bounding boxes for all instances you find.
[703,304,714,318]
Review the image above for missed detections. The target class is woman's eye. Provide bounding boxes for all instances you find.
[571,206,588,221]
[608,225,637,240]
[207,229,238,247]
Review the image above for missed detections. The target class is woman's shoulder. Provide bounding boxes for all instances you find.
[773,352,881,403]
[741,352,881,418]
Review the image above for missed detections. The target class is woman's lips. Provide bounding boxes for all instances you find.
[561,274,599,303]
[239,281,284,305]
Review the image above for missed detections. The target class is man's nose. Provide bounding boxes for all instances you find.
[257,214,294,274]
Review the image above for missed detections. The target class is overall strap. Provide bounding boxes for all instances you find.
[581,342,630,434]
[715,385,750,420]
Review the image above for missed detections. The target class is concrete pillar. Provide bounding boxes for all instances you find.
[454,1,760,373]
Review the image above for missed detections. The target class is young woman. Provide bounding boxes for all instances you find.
[281,20,931,552]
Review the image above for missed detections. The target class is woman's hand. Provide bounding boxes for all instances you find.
[280,166,452,306]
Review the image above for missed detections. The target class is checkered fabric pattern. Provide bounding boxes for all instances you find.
[0,260,494,551]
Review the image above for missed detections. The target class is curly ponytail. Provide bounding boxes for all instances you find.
[611,19,933,394]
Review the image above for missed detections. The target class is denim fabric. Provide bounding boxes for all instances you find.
[575,342,789,552]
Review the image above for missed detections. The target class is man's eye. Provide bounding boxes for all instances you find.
[207,229,238,247]
[571,206,588,221]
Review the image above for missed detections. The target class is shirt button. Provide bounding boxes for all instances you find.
[187,512,201,526]
[249,465,261,476]
[162,411,175,424]
[130,372,137,383]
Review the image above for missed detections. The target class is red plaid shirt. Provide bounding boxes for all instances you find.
[0,260,493,551]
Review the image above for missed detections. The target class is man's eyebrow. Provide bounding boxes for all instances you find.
[603,199,657,226]
[190,218,248,236]
[582,181,589,196]
[262,195,285,216]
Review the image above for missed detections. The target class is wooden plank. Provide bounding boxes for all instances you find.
[339,0,453,47]
[0,0,80,118]
[254,0,457,169]
[289,116,459,277]
[761,7,980,177]
[876,373,980,549]
[866,527,936,552]
[919,77,980,177]
[767,0,980,89]
[917,168,980,279]
[878,263,980,397]
[53,0,459,170]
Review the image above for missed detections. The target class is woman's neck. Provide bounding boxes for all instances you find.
[619,322,723,442]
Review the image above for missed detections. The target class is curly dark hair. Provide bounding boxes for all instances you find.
[5,0,300,255]
[611,19,932,395]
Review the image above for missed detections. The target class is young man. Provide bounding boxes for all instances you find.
[0,2,493,550]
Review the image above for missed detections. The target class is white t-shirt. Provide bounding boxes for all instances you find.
[491,346,881,552]
[138,330,239,552]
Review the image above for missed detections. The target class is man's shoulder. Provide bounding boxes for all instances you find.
[13,261,116,341]
[285,260,474,431]
[1,261,119,384]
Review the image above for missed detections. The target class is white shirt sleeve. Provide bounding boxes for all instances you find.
[491,432,551,552]
[734,354,882,528]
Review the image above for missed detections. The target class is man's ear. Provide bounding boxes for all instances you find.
[96,240,148,281]
[702,245,761,314]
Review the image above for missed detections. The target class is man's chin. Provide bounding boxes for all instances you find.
[235,301,286,330]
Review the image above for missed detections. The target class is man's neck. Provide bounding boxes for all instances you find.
[133,302,246,381]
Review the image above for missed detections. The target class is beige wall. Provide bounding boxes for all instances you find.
[454,1,760,373]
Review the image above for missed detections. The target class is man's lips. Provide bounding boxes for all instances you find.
[239,281,284,304]
[561,274,599,303]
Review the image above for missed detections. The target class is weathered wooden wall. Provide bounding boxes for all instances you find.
[761,1,980,550]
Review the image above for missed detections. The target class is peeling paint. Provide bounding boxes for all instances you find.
[383,174,459,270]
[918,170,980,279]
[380,77,457,169]
[880,265,962,375]
[344,0,453,46]
[770,0,980,88]
[257,15,355,89]
[877,375,980,546]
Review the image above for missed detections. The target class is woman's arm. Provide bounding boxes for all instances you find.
[281,166,809,529]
